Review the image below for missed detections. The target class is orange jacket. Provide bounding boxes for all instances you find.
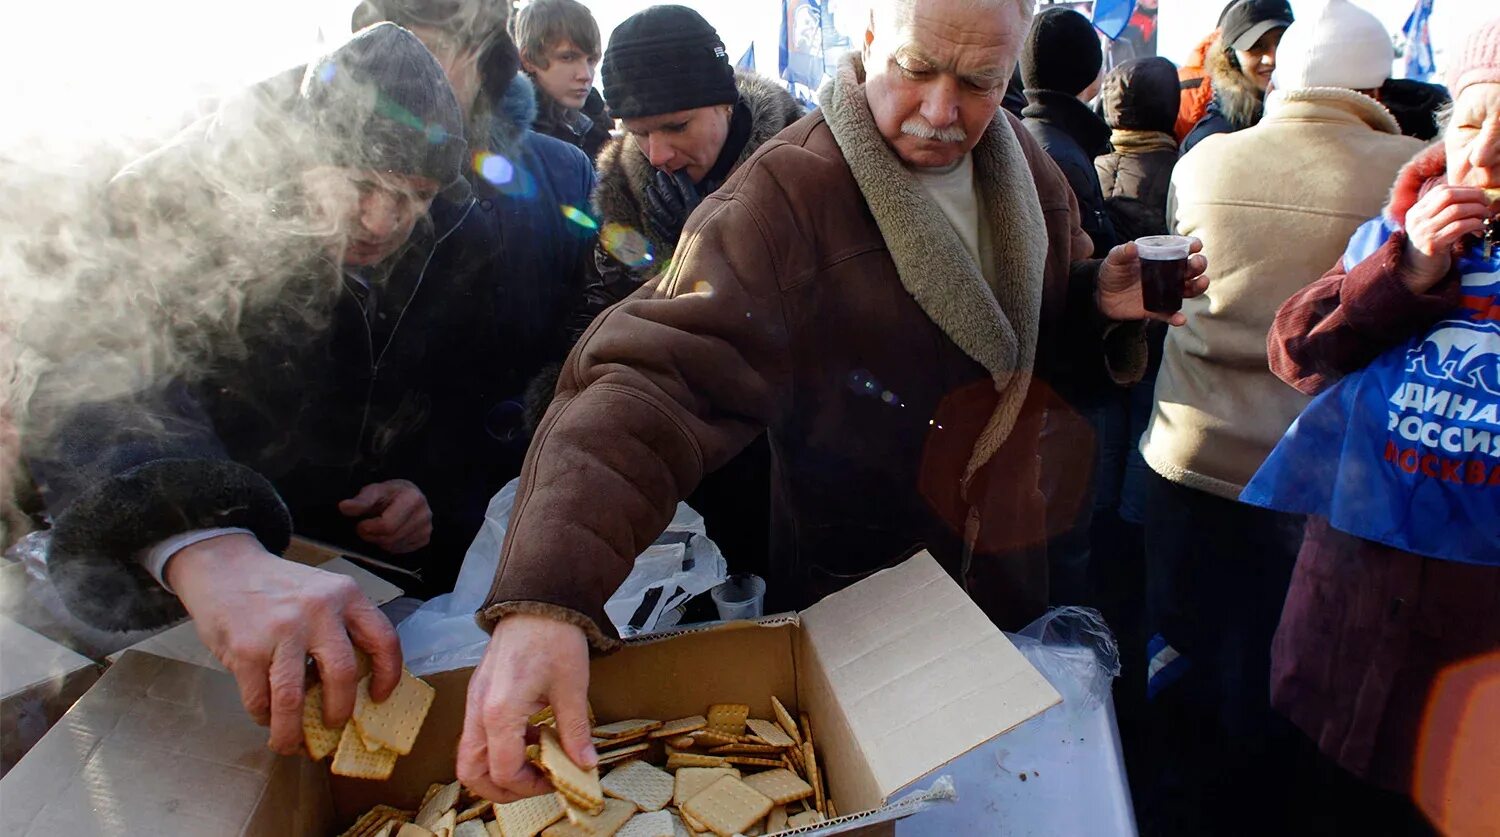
[1176,30,1220,142]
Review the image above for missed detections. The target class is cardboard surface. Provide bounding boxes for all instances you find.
[800,554,1062,801]
[105,556,405,672]
[0,651,330,836]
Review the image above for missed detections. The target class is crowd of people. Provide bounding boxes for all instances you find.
[6,0,1498,834]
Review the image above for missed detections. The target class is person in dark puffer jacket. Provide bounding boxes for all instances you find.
[1097,57,1181,242]
[1020,7,1118,259]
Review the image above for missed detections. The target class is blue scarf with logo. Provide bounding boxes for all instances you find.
[1242,218,1500,564]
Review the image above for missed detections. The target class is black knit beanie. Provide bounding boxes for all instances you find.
[601,5,738,120]
[1021,8,1104,97]
[298,23,467,186]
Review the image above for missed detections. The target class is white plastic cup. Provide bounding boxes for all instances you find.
[711,573,767,621]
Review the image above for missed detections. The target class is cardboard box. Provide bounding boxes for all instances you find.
[0,615,101,775]
[105,556,405,673]
[1,553,1060,835]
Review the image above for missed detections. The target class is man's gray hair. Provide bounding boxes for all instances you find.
[879,0,1034,29]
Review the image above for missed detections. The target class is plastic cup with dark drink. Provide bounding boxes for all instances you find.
[1136,235,1193,315]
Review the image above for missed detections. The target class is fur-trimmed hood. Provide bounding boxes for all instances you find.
[1385,141,1447,229]
[591,71,805,270]
[819,54,1048,487]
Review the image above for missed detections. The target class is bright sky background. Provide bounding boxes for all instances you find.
[2,0,1493,148]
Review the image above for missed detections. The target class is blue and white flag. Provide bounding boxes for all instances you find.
[1402,0,1437,82]
[780,0,825,89]
[736,43,756,73]
[1091,0,1138,41]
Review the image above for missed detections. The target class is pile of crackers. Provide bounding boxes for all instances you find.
[336,698,835,837]
[304,668,436,781]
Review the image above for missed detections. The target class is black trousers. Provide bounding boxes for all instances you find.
[1139,469,1305,835]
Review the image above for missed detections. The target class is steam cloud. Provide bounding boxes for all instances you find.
[0,49,399,550]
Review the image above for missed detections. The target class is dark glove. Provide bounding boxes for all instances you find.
[644,168,703,245]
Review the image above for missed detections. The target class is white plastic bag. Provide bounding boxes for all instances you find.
[397,478,727,676]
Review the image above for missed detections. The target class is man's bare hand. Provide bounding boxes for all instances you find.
[1096,238,1210,327]
[166,533,403,755]
[457,613,595,802]
[339,479,433,554]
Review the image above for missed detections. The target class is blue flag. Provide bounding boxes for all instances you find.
[780,0,825,89]
[1401,0,1436,82]
[736,43,756,73]
[1092,0,1138,41]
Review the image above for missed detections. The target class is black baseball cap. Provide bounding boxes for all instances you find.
[1219,0,1294,51]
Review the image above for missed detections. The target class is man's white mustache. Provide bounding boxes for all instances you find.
[901,119,967,143]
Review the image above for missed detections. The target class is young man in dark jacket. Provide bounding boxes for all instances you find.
[1020,7,1119,258]
[512,0,613,160]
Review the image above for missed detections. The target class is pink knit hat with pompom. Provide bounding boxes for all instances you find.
[1448,17,1500,99]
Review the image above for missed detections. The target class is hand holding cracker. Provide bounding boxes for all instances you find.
[166,532,403,755]
[458,613,596,802]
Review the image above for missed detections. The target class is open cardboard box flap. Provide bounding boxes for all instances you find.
[800,554,1062,805]
[0,552,1060,835]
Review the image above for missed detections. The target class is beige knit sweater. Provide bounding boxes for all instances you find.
[1140,87,1427,499]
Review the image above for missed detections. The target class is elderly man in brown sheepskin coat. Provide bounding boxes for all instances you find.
[456,0,1209,801]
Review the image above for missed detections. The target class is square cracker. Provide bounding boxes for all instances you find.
[617,810,676,837]
[417,782,462,830]
[744,719,794,749]
[549,798,635,837]
[330,723,399,780]
[601,759,674,812]
[303,683,344,760]
[538,727,604,810]
[765,806,788,833]
[491,793,564,837]
[673,767,742,807]
[592,719,663,739]
[668,812,694,837]
[681,776,774,837]
[430,809,457,837]
[354,668,436,755]
[770,698,801,746]
[397,824,436,837]
[648,716,708,739]
[741,769,813,806]
[705,704,749,736]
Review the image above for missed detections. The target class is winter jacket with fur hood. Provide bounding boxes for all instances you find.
[25,61,596,629]
[1140,87,1426,501]
[1182,40,1269,155]
[476,55,1146,650]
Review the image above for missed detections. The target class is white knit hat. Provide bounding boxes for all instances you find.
[1272,0,1393,92]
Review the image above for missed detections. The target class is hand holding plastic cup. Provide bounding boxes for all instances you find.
[711,573,766,621]
[1135,235,1194,315]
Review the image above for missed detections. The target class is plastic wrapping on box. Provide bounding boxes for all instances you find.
[397,479,727,676]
